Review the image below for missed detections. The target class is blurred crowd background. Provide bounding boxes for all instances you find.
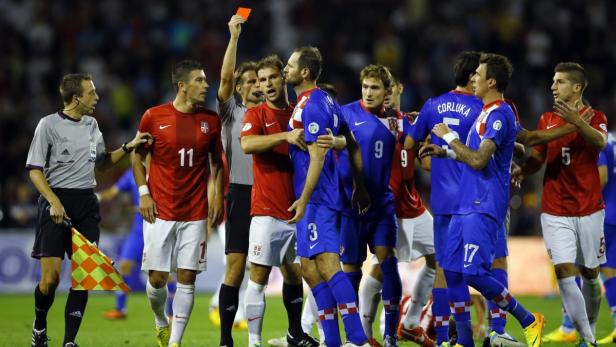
[1,0,614,236]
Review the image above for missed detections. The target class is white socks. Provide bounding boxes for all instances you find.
[359,275,383,338]
[146,280,169,328]
[581,276,601,334]
[245,280,266,346]
[403,265,436,329]
[169,283,195,345]
[236,269,250,321]
[558,276,595,342]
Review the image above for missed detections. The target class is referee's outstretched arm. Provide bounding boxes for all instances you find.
[96,131,152,171]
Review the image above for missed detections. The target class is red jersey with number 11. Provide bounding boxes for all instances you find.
[138,103,223,221]
[533,107,607,216]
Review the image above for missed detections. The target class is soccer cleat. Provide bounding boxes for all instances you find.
[267,336,289,347]
[522,313,545,347]
[397,325,435,346]
[233,318,248,330]
[368,337,383,347]
[575,341,598,347]
[102,309,126,320]
[342,342,371,347]
[64,343,79,347]
[170,344,182,347]
[597,330,616,344]
[209,307,221,327]
[155,326,170,347]
[383,335,398,347]
[542,326,578,343]
[486,331,526,347]
[31,328,48,347]
[287,331,320,347]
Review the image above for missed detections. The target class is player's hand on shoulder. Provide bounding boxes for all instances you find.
[139,194,157,224]
[418,143,446,158]
[431,123,451,138]
[580,106,594,124]
[228,15,246,37]
[286,128,307,151]
[128,131,153,151]
[316,128,336,149]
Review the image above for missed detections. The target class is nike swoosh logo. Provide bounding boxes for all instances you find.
[266,122,277,127]
[247,316,262,322]
[159,125,171,129]
[354,121,367,126]
[463,263,472,268]
[309,243,319,250]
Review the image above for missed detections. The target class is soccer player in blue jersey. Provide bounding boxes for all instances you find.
[596,133,616,344]
[99,169,176,320]
[424,53,544,347]
[335,64,404,347]
[284,46,371,347]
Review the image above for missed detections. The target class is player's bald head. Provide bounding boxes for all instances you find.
[293,46,322,81]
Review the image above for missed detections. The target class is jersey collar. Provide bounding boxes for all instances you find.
[59,111,80,122]
[482,100,504,111]
[359,99,386,117]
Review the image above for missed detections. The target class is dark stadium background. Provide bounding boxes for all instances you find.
[1,0,615,237]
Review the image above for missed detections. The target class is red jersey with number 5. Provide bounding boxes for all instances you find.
[390,111,426,218]
[138,103,223,221]
[533,108,607,216]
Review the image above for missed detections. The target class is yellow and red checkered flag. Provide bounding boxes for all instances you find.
[70,227,129,292]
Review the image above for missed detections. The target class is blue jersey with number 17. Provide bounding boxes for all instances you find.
[408,90,483,215]
[289,88,343,210]
[458,100,518,224]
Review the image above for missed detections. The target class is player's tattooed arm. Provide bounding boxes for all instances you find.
[553,100,606,150]
[432,123,496,170]
[218,15,246,103]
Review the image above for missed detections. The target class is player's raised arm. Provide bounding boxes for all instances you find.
[218,15,246,103]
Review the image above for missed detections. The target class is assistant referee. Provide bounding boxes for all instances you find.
[26,73,150,347]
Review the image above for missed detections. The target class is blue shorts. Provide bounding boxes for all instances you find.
[296,203,340,258]
[119,220,144,263]
[602,223,616,268]
[494,223,509,259]
[340,201,397,264]
[442,213,498,276]
[433,214,452,265]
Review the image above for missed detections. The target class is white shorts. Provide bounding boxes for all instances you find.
[541,210,606,268]
[248,216,297,267]
[372,210,435,264]
[142,218,207,272]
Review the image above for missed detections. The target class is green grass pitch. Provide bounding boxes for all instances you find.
[0,293,612,346]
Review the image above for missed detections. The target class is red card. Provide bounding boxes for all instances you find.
[236,7,252,20]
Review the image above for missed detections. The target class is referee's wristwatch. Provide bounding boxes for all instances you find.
[121,142,132,153]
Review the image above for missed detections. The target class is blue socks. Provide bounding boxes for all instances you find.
[604,277,616,329]
[312,282,342,347]
[488,268,508,334]
[327,271,367,345]
[444,270,473,347]
[346,271,362,295]
[380,256,402,339]
[115,291,127,312]
[167,281,177,316]
[464,273,534,328]
[431,288,451,345]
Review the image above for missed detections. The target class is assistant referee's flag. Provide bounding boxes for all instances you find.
[70,226,129,292]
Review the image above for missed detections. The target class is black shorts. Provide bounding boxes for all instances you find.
[225,183,252,254]
[32,188,101,259]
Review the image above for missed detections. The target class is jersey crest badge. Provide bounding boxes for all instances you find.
[201,121,209,134]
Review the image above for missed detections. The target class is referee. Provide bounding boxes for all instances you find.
[26,73,150,347]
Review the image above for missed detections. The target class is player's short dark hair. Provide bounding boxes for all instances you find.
[454,51,481,87]
[234,61,258,86]
[294,46,322,81]
[256,55,285,74]
[388,69,401,87]
[360,64,393,90]
[59,73,92,104]
[480,53,513,93]
[554,62,587,92]
[172,60,203,90]
[317,83,338,99]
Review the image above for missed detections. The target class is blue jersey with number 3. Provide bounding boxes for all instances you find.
[408,90,483,215]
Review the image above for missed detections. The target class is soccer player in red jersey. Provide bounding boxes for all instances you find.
[240,54,319,347]
[522,62,607,346]
[133,60,225,347]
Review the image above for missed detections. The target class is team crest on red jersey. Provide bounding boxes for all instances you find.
[200,121,209,133]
